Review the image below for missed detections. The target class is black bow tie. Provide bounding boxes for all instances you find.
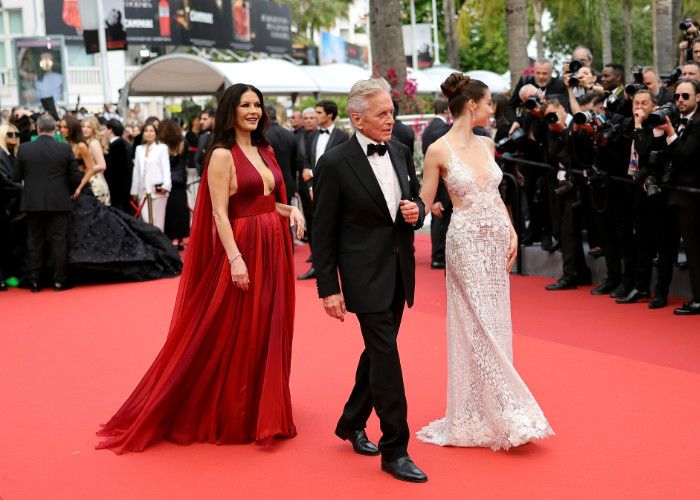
[319,129,330,134]
[680,118,689,127]
[366,143,388,156]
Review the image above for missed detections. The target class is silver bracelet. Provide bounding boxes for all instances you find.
[227,252,242,264]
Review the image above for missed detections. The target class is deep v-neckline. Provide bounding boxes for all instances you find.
[237,144,275,195]
[443,136,493,191]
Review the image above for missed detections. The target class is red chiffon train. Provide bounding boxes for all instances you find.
[97,144,296,454]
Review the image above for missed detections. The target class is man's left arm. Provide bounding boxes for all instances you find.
[405,146,425,229]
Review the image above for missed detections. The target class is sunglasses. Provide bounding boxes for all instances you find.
[6,131,19,138]
[673,93,692,100]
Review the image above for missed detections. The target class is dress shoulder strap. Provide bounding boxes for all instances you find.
[476,135,494,160]
[441,136,456,156]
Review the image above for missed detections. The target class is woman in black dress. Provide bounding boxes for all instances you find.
[160,119,190,249]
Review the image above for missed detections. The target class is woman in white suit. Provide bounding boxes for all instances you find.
[131,122,171,231]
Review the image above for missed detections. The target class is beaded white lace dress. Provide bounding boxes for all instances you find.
[416,136,553,450]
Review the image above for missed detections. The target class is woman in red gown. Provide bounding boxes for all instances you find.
[97,83,305,454]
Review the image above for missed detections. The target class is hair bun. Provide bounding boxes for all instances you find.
[441,72,471,100]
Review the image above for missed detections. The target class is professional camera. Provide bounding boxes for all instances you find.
[565,59,584,88]
[646,102,677,127]
[625,82,647,96]
[661,67,682,86]
[643,175,662,197]
[584,165,608,189]
[544,111,559,125]
[680,19,694,31]
[523,95,542,111]
[495,127,526,154]
[573,110,607,127]
[554,179,576,198]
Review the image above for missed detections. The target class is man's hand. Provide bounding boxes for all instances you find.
[399,199,419,225]
[302,168,313,182]
[431,201,444,218]
[323,293,346,322]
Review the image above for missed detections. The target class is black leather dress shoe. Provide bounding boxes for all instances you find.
[674,302,700,315]
[615,288,650,304]
[591,280,619,295]
[53,282,73,292]
[431,261,445,269]
[545,278,576,291]
[296,267,316,280]
[335,429,379,456]
[610,284,630,299]
[648,295,668,309]
[381,456,428,483]
[0,280,7,292]
[30,281,41,293]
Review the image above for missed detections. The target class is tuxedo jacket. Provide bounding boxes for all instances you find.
[667,112,700,209]
[392,120,415,155]
[312,136,425,313]
[266,122,299,198]
[104,137,133,202]
[13,135,82,212]
[309,127,349,175]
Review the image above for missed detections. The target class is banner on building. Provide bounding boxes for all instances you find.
[45,0,291,54]
[14,37,68,108]
[319,31,367,68]
[402,24,433,68]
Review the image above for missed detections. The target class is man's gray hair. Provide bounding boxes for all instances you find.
[301,107,316,116]
[519,83,538,100]
[573,45,593,63]
[36,113,57,133]
[347,78,391,117]
[534,58,552,68]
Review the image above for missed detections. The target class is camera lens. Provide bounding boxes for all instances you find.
[569,60,583,73]
[544,112,558,124]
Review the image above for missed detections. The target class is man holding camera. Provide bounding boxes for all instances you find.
[656,79,700,315]
[509,58,567,113]
[617,90,679,308]
[543,100,591,290]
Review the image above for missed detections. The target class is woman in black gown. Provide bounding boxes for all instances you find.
[160,119,190,249]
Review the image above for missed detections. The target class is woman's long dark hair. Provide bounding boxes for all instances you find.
[492,93,513,127]
[204,83,269,166]
[62,114,87,146]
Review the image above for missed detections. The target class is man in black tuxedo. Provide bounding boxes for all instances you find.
[313,78,427,483]
[659,79,700,314]
[422,97,451,269]
[194,108,215,176]
[13,114,81,291]
[297,100,349,280]
[296,108,317,249]
[104,119,134,214]
[391,99,415,154]
[264,105,298,203]
[509,58,568,114]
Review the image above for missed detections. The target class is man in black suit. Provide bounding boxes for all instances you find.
[104,119,134,214]
[391,99,415,154]
[296,107,317,249]
[194,108,215,175]
[297,100,349,280]
[421,97,451,269]
[509,58,568,114]
[13,114,82,292]
[313,78,427,483]
[659,79,700,314]
[264,105,298,203]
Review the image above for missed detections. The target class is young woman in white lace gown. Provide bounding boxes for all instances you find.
[416,73,553,450]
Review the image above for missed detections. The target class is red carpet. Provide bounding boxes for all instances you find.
[1,234,699,499]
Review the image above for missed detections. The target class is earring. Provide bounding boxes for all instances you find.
[471,112,475,120]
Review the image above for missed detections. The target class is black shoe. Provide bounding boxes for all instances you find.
[431,261,445,269]
[541,241,559,253]
[381,456,428,483]
[0,281,7,292]
[305,255,313,263]
[674,302,700,315]
[610,284,630,299]
[30,281,41,293]
[545,278,576,291]
[577,272,593,286]
[649,295,668,309]
[591,280,619,295]
[53,282,73,291]
[296,267,316,280]
[615,288,650,304]
[335,429,379,456]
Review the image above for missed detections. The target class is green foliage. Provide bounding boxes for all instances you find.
[296,95,349,119]
[456,1,510,73]
[279,0,354,41]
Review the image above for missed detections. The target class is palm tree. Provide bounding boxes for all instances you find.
[624,0,633,82]
[653,0,674,73]
[443,0,459,68]
[369,0,407,102]
[533,0,545,60]
[505,0,529,88]
[600,0,612,65]
[281,0,354,43]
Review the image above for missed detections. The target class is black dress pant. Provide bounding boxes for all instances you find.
[299,182,314,250]
[26,211,69,283]
[631,188,656,291]
[677,205,700,301]
[336,262,409,461]
[430,211,450,264]
[558,191,589,281]
[649,194,680,297]
[594,184,635,288]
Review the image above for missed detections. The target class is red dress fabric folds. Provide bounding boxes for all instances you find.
[97,144,296,454]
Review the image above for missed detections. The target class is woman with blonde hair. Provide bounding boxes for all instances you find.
[81,115,111,205]
[0,124,23,291]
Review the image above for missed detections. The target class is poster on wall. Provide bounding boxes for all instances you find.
[14,37,68,108]
[402,23,433,68]
[45,0,292,54]
[44,0,128,51]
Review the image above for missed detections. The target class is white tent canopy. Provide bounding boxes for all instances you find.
[124,55,452,100]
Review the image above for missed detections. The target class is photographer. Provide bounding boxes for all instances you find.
[509,58,568,114]
[642,67,674,105]
[543,100,592,290]
[511,84,555,249]
[616,89,679,307]
[682,61,700,82]
[601,64,627,115]
[564,66,604,113]
[657,79,700,315]
[678,19,699,65]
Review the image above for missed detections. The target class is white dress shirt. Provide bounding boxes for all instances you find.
[315,123,335,165]
[356,131,402,221]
